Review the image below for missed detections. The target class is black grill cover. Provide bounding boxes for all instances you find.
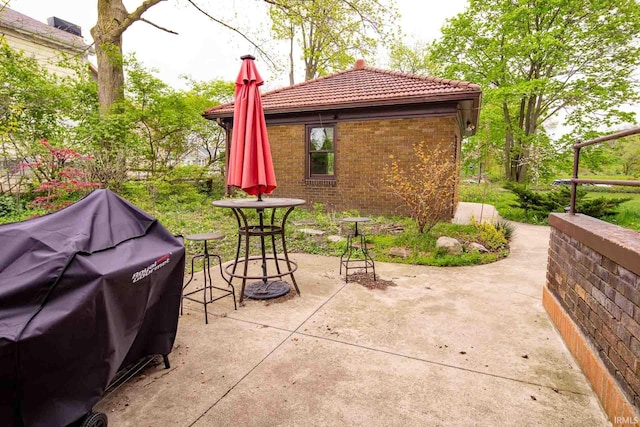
[0,189,185,427]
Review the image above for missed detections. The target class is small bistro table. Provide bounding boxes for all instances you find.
[212,197,306,303]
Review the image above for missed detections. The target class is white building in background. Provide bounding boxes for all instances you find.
[0,8,95,193]
[0,7,93,77]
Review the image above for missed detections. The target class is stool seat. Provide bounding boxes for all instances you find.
[185,232,225,241]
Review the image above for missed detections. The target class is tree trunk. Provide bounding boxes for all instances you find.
[91,0,129,114]
[90,0,164,115]
[502,102,514,180]
[288,26,295,85]
[93,36,125,114]
[511,154,527,183]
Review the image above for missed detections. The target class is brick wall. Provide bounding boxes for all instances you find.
[267,116,459,216]
[546,213,640,413]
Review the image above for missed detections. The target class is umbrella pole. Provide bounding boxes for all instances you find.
[258,206,268,286]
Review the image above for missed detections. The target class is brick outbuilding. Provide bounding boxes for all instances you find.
[204,60,481,217]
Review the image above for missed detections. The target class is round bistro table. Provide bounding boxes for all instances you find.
[212,197,306,303]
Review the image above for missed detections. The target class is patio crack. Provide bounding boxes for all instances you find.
[293,331,591,397]
[186,281,349,426]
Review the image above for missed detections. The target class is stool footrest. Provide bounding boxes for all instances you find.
[181,239,237,324]
[339,230,376,283]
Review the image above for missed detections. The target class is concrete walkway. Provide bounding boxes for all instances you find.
[96,221,609,426]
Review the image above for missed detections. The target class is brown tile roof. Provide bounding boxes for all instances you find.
[204,65,481,118]
[0,7,87,51]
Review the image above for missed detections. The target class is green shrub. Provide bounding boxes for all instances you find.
[578,196,632,218]
[505,184,629,220]
[470,216,508,249]
[0,194,18,217]
[505,183,569,216]
[476,221,508,250]
[494,218,515,241]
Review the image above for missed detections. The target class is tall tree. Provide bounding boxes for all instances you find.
[91,0,273,116]
[124,61,234,174]
[432,0,640,182]
[616,135,640,176]
[388,39,436,75]
[269,0,397,83]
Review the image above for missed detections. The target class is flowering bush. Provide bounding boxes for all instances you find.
[382,142,459,233]
[21,140,101,212]
[470,217,508,250]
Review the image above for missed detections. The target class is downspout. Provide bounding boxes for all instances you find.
[452,133,459,219]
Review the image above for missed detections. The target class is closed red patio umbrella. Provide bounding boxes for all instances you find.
[227,55,276,199]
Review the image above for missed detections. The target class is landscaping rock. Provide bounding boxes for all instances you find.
[436,236,462,254]
[388,247,410,258]
[292,220,315,226]
[299,228,324,236]
[469,242,489,253]
[327,235,345,243]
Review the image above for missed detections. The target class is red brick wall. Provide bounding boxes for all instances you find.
[546,213,640,419]
[267,116,460,216]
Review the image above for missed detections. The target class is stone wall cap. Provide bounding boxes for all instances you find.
[549,213,640,277]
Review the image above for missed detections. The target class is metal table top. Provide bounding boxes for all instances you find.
[212,197,306,209]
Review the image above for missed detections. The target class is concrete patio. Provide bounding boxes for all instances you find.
[96,220,609,426]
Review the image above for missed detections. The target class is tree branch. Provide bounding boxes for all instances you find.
[187,0,278,70]
[140,18,178,35]
[116,0,166,38]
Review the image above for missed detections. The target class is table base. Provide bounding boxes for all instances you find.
[244,280,291,300]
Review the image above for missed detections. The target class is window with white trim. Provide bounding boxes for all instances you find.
[306,124,336,179]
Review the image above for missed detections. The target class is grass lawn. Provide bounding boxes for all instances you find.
[597,193,640,230]
[459,182,640,231]
[1,182,511,268]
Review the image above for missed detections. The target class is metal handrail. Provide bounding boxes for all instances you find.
[570,126,640,214]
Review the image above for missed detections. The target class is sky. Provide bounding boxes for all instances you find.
[5,0,468,90]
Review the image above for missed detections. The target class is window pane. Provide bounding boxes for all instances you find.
[309,127,334,151]
[310,152,334,175]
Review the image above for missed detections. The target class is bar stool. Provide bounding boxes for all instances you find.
[339,217,376,283]
[181,232,236,324]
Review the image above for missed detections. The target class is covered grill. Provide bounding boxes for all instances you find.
[0,189,185,427]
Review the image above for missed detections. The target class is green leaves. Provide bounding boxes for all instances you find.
[0,39,234,194]
[432,0,640,182]
[0,38,83,171]
[505,183,631,219]
[268,0,397,81]
[388,40,437,75]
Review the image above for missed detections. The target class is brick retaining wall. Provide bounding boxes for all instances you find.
[545,213,640,424]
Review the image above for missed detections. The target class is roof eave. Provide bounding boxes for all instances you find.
[0,23,87,52]
[204,90,481,121]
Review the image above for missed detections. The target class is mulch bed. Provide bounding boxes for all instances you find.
[347,272,396,290]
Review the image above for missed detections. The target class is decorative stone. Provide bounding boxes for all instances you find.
[469,242,489,253]
[300,228,324,236]
[436,236,462,254]
[327,235,345,243]
[292,220,315,226]
[388,247,410,258]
